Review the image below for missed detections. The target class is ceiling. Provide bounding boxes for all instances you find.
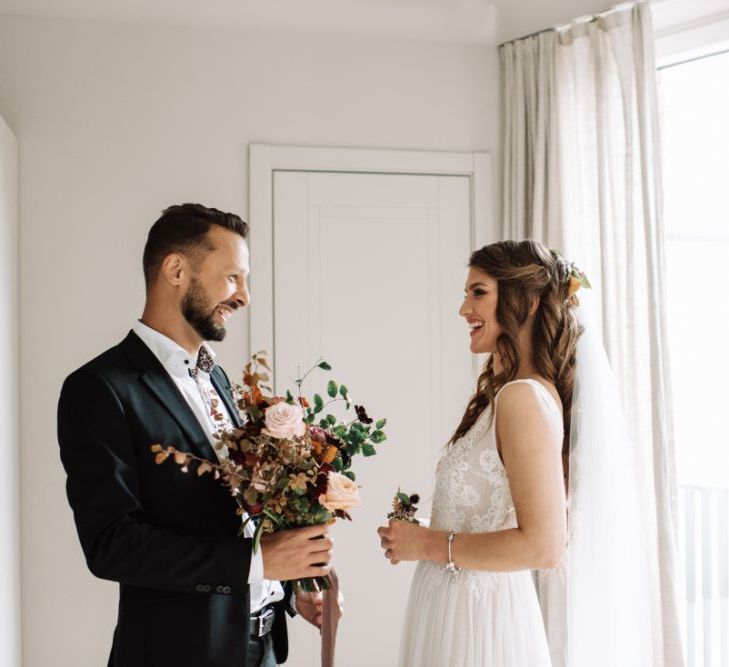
[0,0,726,44]
[0,0,499,44]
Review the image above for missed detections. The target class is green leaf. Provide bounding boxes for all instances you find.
[397,492,410,505]
[376,419,387,430]
[362,443,377,457]
[286,390,295,404]
[371,430,387,444]
[332,456,343,472]
[313,394,324,413]
[318,361,332,370]
[339,384,348,398]
[326,414,337,426]
[344,470,356,481]
[263,508,284,528]
[253,522,264,554]
[239,514,254,536]
[319,418,330,428]
[327,380,338,398]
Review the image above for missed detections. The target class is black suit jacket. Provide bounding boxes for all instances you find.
[57,330,291,666]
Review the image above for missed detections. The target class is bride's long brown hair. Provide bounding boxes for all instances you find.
[449,241,583,462]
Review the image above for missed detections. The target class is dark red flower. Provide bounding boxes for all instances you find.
[229,449,246,465]
[355,405,373,424]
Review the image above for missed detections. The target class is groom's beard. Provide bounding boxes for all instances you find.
[181,277,234,342]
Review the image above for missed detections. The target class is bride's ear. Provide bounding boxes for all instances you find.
[528,295,540,316]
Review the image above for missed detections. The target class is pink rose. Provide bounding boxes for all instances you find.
[319,472,361,512]
[262,402,306,439]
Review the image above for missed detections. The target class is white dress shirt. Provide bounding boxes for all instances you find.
[132,320,284,612]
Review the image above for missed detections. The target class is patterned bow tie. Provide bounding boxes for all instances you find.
[188,345,215,379]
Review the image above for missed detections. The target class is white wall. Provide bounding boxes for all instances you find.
[653,0,729,65]
[0,113,19,667]
[0,15,497,666]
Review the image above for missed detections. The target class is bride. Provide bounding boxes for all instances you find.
[378,240,580,666]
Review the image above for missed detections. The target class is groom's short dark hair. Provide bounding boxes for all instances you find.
[143,203,248,289]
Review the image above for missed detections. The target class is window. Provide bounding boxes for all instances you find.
[660,48,729,667]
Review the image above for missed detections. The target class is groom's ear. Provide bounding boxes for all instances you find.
[159,252,189,287]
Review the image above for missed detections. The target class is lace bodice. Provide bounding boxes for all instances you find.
[419,379,563,597]
[429,402,514,534]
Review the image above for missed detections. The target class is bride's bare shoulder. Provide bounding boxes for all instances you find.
[496,379,562,427]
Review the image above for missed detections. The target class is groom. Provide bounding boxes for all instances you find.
[57,203,332,666]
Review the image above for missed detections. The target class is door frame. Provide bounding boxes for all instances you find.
[247,143,494,358]
[0,113,19,667]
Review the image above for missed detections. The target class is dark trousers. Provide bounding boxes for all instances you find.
[247,631,276,667]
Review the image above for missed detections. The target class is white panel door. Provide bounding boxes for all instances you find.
[273,170,473,666]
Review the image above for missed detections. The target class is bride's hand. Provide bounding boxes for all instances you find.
[377,519,430,564]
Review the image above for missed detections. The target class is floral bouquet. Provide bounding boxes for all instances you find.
[151,352,388,592]
[388,490,421,525]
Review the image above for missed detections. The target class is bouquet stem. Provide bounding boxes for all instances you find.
[294,574,332,593]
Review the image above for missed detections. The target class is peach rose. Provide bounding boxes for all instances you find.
[262,402,306,439]
[319,472,361,512]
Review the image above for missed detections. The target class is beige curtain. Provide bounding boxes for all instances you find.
[500,3,684,666]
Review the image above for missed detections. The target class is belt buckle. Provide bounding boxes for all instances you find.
[257,607,275,637]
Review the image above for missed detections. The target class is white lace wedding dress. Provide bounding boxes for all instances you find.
[399,379,560,667]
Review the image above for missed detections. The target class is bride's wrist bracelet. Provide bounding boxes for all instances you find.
[446,531,461,573]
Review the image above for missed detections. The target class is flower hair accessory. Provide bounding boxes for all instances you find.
[566,261,591,298]
[550,249,591,304]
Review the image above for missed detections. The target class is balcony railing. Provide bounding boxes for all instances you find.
[678,485,729,667]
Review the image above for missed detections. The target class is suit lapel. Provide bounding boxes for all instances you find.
[120,331,218,461]
[211,368,244,429]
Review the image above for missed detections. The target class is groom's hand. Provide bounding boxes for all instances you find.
[260,524,333,581]
[295,590,323,629]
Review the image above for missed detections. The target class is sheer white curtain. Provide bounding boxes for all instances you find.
[500,3,684,666]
